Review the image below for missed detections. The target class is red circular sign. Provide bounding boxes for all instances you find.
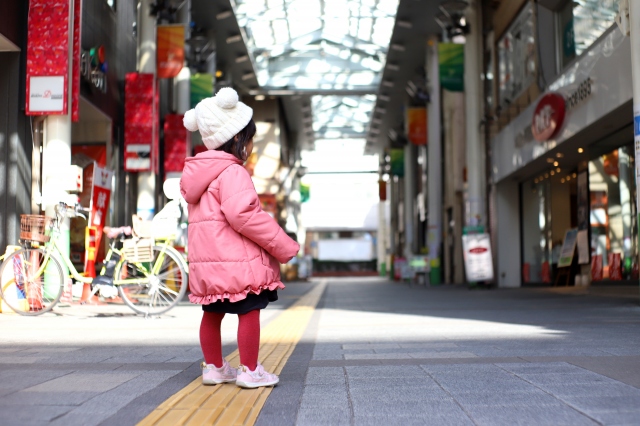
[531,92,566,142]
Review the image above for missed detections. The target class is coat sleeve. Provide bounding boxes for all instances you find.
[218,165,300,263]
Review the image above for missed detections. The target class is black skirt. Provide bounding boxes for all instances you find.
[201,290,278,315]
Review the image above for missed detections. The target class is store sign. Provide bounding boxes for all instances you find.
[124,73,157,171]
[86,166,113,270]
[531,93,566,142]
[462,233,494,282]
[25,0,70,115]
[81,46,107,93]
[28,76,65,113]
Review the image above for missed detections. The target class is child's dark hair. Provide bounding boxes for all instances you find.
[216,119,256,161]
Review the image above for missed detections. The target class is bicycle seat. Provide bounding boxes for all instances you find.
[103,226,132,239]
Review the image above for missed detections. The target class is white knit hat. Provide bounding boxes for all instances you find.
[183,88,253,150]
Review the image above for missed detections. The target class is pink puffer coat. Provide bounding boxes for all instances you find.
[180,150,300,304]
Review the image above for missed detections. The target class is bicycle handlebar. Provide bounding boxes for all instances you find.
[55,202,91,220]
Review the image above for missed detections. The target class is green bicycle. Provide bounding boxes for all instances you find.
[0,202,188,316]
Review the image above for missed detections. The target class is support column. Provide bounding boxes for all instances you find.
[464,1,485,227]
[404,144,416,259]
[377,176,388,276]
[427,37,442,284]
[42,5,74,281]
[629,0,640,298]
[136,0,157,221]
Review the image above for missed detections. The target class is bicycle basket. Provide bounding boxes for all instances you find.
[20,215,54,243]
[123,238,154,263]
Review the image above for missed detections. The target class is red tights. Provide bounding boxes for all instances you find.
[199,310,260,370]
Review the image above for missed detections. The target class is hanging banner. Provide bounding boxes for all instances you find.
[86,166,113,270]
[461,233,494,282]
[164,114,188,173]
[25,0,70,115]
[438,43,464,92]
[407,108,427,146]
[190,73,214,108]
[71,0,82,121]
[157,24,185,79]
[124,73,156,171]
[389,148,404,177]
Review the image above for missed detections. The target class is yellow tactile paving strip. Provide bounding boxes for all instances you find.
[138,280,327,426]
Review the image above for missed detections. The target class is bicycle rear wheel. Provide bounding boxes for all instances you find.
[116,245,187,316]
[0,248,64,315]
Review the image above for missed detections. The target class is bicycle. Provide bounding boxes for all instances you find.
[0,202,188,317]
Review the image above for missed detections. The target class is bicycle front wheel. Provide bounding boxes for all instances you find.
[116,245,187,316]
[0,248,64,315]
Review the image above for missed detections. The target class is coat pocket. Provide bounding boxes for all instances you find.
[260,248,271,267]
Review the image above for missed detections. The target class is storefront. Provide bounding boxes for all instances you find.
[492,27,635,287]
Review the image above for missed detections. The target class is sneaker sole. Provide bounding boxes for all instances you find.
[203,378,236,385]
[235,378,279,389]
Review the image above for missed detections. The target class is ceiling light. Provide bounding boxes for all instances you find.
[390,43,405,52]
[557,168,561,173]
[372,118,382,125]
[226,34,242,44]
[216,10,233,20]
[556,153,564,158]
[378,95,390,102]
[546,158,554,163]
[578,148,584,153]
[375,107,387,114]
[553,161,559,167]
[387,63,400,71]
[396,20,412,29]
[550,171,555,176]
[382,80,394,88]
[255,95,265,101]
[242,72,255,80]
[370,128,380,134]
[235,55,249,63]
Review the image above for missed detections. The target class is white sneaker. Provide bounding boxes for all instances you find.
[201,360,237,385]
[235,363,279,388]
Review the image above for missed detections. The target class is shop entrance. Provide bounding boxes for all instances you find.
[521,169,578,285]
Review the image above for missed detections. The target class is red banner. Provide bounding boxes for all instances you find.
[164,114,188,173]
[87,166,113,269]
[71,0,81,121]
[26,0,70,115]
[124,73,156,171]
[157,25,185,79]
[541,261,551,283]
[407,107,427,146]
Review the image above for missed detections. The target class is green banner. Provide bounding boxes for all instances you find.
[190,73,214,108]
[389,149,404,177]
[300,182,310,203]
[439,43,464,92]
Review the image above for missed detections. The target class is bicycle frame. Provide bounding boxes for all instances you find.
[27,223,187,288]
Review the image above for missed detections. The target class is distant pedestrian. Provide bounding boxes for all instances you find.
[180,88,300,388]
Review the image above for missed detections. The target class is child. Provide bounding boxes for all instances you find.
[180,88,300,388]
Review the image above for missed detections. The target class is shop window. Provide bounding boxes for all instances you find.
[588,146,638,279]
[496,3,536,109]
[558,0,617,68]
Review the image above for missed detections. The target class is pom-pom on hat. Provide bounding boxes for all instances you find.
[183,88,253,150]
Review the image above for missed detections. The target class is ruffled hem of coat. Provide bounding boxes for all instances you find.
[188,281,286,305]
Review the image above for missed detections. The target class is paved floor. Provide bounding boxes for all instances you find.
[1,278,640,425]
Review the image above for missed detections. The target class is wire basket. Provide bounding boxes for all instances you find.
[123,238,154,263]
[20,215,54,243]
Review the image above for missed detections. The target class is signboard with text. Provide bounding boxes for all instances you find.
[26,0,70,115]
[462,233,494,282]
[86,166,113,269]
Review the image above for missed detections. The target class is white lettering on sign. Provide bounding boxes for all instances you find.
[533,104,553,135]
[29,76,65,112]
